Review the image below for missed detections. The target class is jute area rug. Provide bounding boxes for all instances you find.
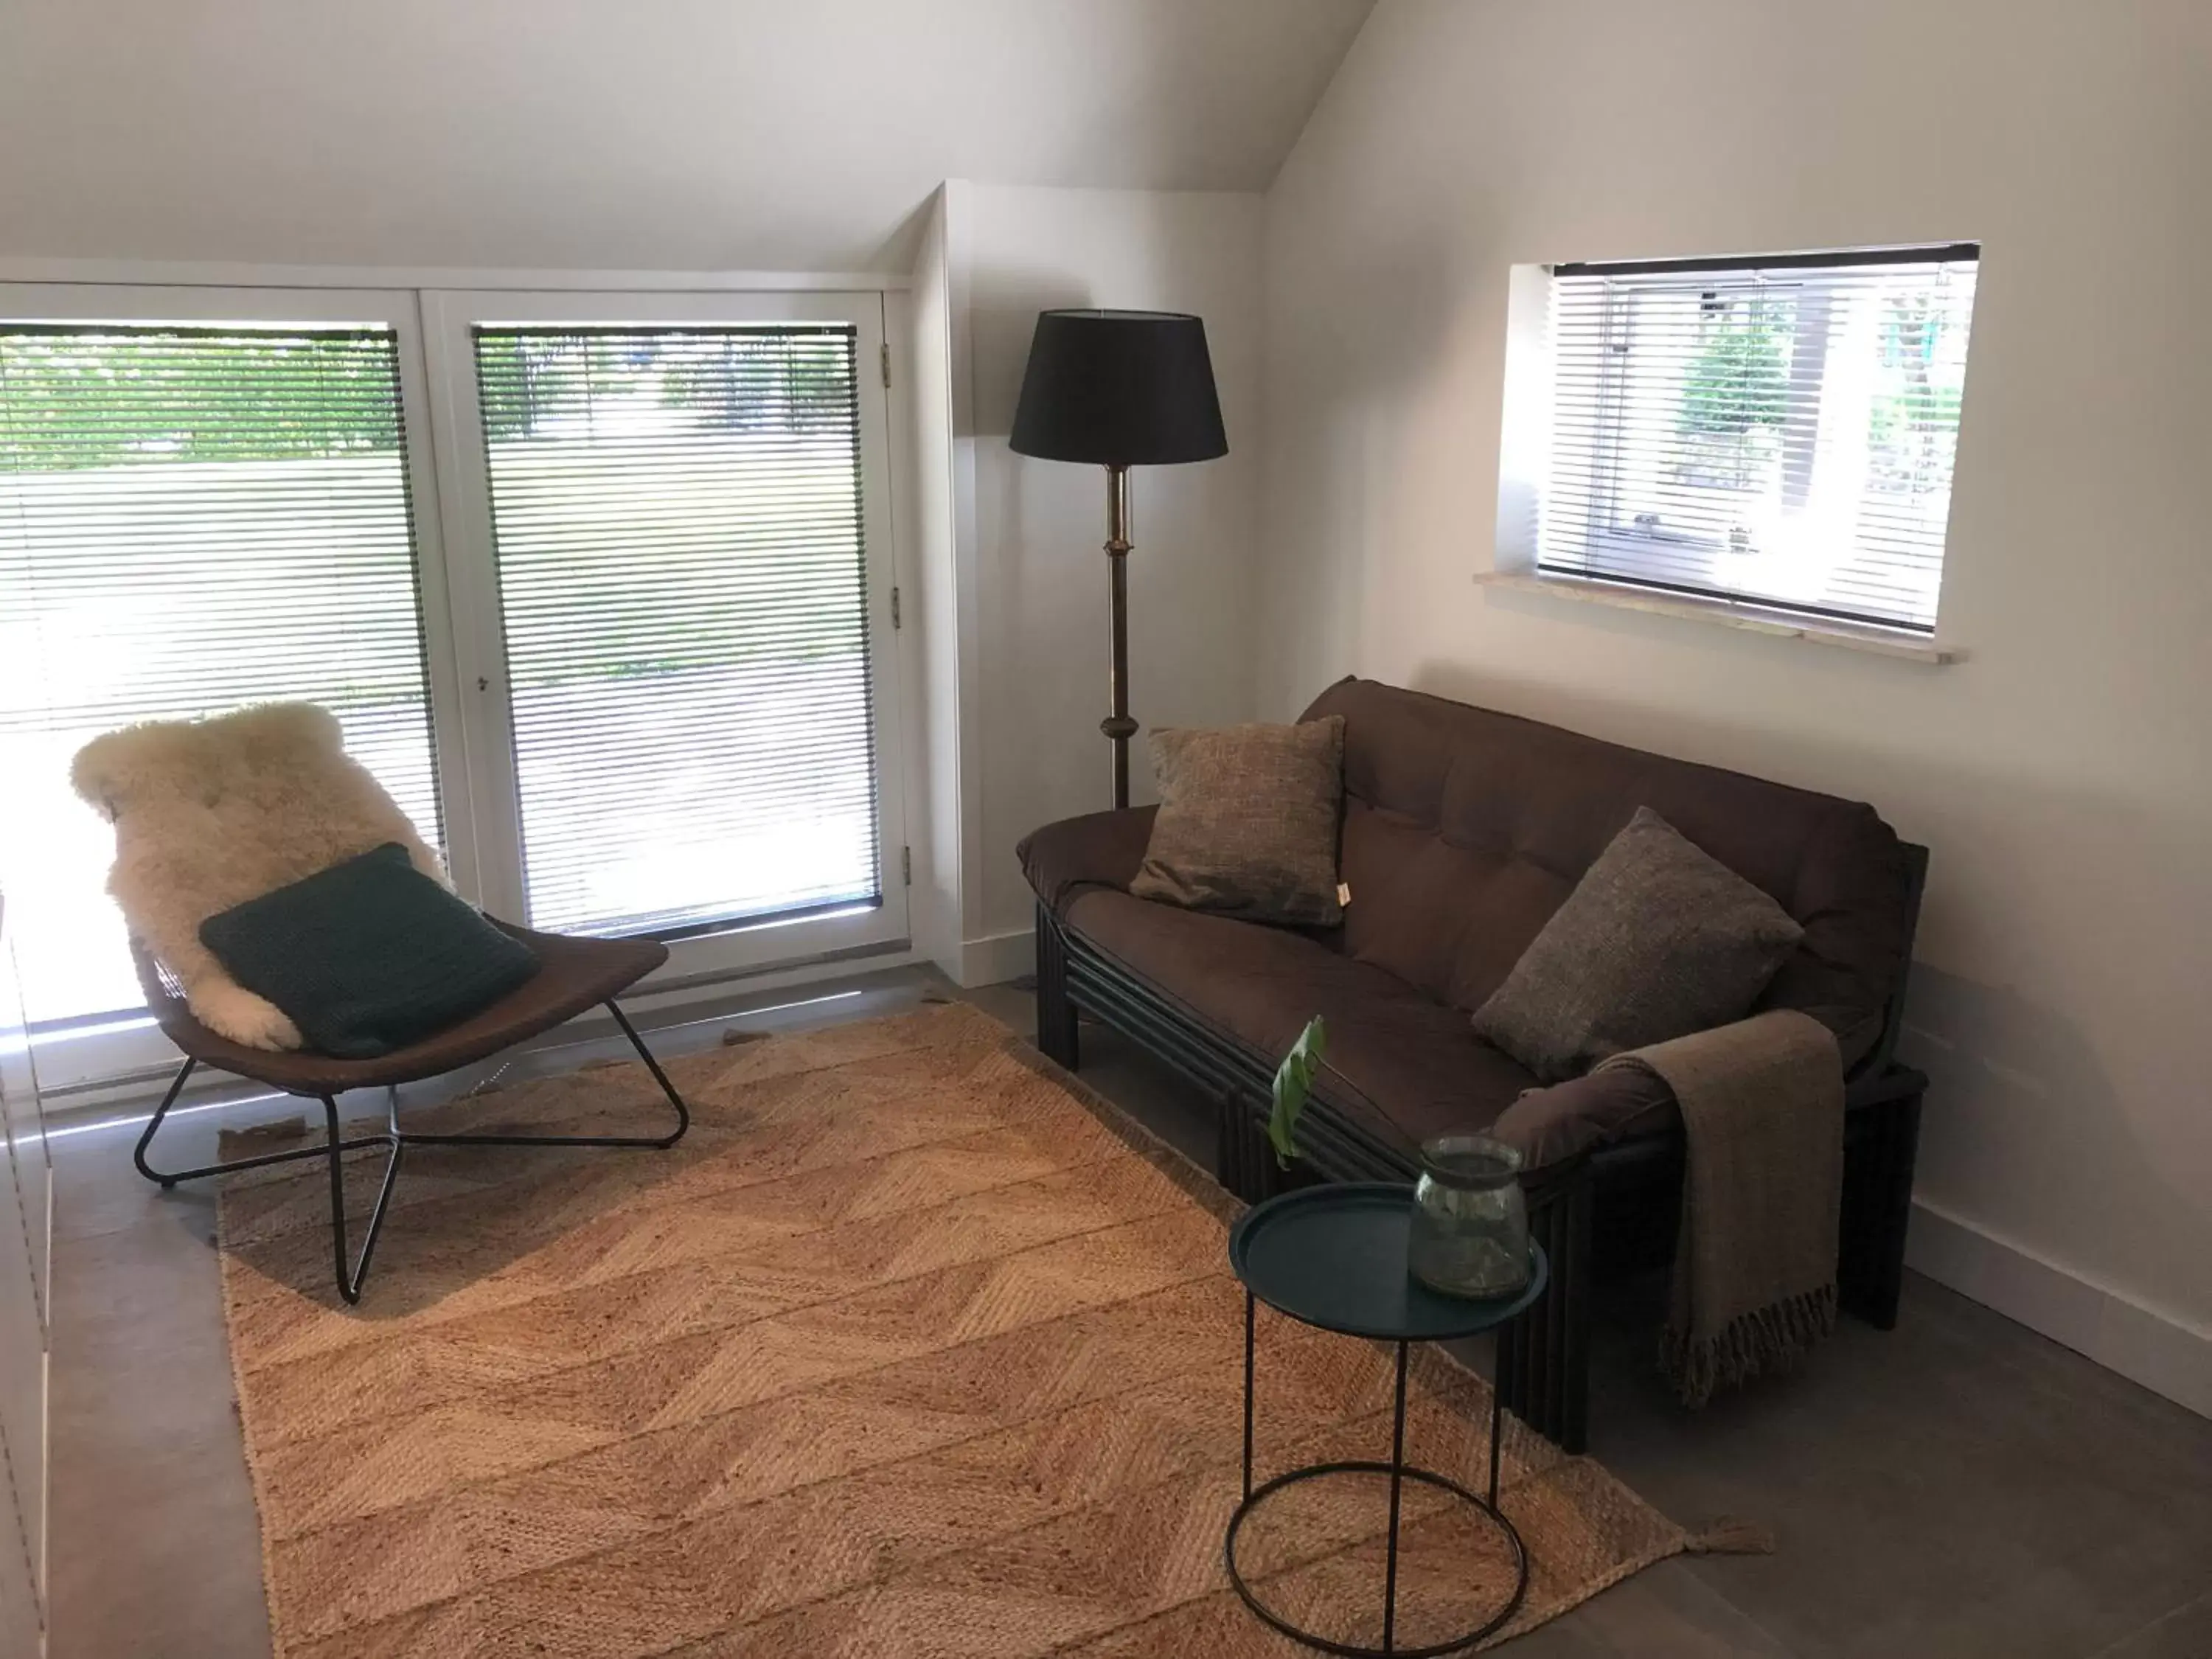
[217,1002,1686,1657]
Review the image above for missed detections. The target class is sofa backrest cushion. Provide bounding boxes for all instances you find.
[1301,678,1915,1068]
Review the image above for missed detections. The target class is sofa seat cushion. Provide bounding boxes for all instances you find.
[1063,888,1540,1158]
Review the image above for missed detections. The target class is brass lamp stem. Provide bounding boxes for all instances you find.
[1102,463,1135,810]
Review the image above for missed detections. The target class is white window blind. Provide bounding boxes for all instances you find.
[1542,246,1979,633]
[471,324,880,939]
[0,323,439,1025]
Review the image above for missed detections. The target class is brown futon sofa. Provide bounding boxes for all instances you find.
[1019,677,1928,1452]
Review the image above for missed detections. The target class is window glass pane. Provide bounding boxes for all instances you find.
[0,324,439,1024]
[1543,253,1978,632]
[472,324,879,939]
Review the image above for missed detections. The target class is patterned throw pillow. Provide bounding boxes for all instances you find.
[1130,717,1346,927]
[1472,807,1804,1082]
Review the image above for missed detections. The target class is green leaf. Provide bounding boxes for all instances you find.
[1266,1016,1327,1169]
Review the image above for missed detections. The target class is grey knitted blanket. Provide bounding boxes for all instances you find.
[1598,1009,1844,1406]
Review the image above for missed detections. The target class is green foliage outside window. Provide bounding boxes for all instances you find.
[0,329,859,470]
[477,330,855,442]
[474,333,597,442]
[1866,296,1964,493]
[1672,293,1793,490]
[657,333,853,435]
[0,333,402,470]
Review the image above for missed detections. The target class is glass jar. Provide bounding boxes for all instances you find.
[1407,1134,1530,1299]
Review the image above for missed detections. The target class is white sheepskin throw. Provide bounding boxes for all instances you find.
[71,702,446,1051]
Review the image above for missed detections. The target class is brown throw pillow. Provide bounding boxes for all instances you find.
[1130,717,1345,926]
[1472,807,1804,1082]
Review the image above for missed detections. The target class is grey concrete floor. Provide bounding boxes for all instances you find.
[44,970,2212,1658]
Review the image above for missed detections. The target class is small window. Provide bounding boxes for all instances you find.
[1537,244,1980,636]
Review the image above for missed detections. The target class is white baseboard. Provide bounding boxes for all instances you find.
[1907,1198,2211,1419]
[953,928,1033,989]
[617,946,923,1021]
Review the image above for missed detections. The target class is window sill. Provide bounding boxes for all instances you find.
[1474,570,1964,664]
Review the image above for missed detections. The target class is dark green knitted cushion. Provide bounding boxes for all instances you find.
[199,844,540,1060]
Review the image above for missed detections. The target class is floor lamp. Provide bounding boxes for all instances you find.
[1009,309,1228,810]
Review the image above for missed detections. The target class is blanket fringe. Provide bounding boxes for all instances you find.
[1684,1515,1776,1555]
[1663,1281,1838,1408]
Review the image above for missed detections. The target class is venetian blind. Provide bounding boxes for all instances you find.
[471,324,880,939]
[1541,246,1980,633]
[0,324,439,1024]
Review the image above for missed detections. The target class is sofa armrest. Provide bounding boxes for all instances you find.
[1018,807,1158,917]
[1495,1008,1857,1174]
[1489,1061,1677,1173]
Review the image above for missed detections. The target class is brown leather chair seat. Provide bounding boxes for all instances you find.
[134,924,667,1094]
[130,922,686,1305]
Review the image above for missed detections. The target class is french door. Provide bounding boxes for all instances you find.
[0,282,905,1091]
[422,291,904,984]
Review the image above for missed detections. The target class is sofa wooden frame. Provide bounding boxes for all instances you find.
[1032,844,1929,1454]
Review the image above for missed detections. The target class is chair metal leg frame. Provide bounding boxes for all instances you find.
[133,1000,692,1305]
[133,1056,388,1188]
[387,1002,690,1152]
[324,1093,404,1307]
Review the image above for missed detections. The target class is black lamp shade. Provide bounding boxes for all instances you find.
[1008,309,1228,467]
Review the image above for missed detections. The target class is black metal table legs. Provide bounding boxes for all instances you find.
[133,999,689,1304]
[1223,1290,1530,1656]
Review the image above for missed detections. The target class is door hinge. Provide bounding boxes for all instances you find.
[880,341,891,389]
[890,585,901,629]
[901,846,912,886]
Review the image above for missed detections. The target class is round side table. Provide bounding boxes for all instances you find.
[1226,1182,1550,1658]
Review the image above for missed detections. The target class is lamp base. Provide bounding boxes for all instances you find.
[1103,463,1133,810]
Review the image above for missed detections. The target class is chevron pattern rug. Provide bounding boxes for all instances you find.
[217,1001,1684,1656]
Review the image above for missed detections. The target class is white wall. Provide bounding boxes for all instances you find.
[1259,0,2211,1409]
[952,183,1266,968]
[898,190,973,980]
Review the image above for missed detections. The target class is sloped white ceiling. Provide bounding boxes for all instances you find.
[0,0,1374,271]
